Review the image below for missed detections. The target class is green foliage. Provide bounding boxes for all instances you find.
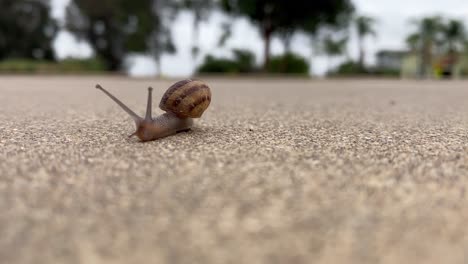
[330,60,400,77]
[64,0,354,73]
[58,58,107,72]
[404,16,468,78]
[0,59,38,73]
[355,16,377,38]
[197,56,239,73]
[197,49,309,75]
[232,49,256,73]
[355,15,377,66]
[322,36,348,57]
[222,0,353,34]
[221,0,354,67]
[443,19,466,52]
[406,33,420,51]
[266,53,309,75]
[67,0,176,71]
[407,16,467,78]
[331,61,367,75]
[0,0,57,61]
[67,0,142,70]
[0,58,106,73]
[197,49,256,74]
[178,0,215,23]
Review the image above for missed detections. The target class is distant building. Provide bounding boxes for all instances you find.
[400,54,419,79]
[376,49,468,79]
[376,50,409,70]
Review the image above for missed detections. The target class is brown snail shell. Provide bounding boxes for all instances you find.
[159,79,211,118]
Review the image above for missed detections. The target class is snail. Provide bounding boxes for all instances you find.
[95,79,211,142]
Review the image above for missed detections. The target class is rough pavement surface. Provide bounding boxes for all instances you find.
[1,76,468,263]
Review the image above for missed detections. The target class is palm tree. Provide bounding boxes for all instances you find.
[443,19,466,53]
[355,15,377,68]
[323,35,348,73]
[410,16,444,78]
[405,33,420,52]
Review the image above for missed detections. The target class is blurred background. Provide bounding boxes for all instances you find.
[1,0,467,78]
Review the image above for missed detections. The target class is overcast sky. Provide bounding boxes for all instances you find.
[51,0,468,77]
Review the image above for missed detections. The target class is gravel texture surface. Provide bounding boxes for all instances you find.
[2,76,468,263]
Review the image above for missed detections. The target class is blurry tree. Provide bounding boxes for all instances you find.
[0,0,57,61]
[67,0,152,70]
[177,0,216,58]
[221,0,354,69]
[410,16,444,78]
[354,15,376,67]
[439,19,466,78]
[442,19,466,53]
[307,34,321,72]
[322,35,348,72]
[266,52,309,74]
[150,0,178,76]
[332,60,367,75]
[197,55,238,73]
[407,17,468,78]
[197,48,256,73]
[231,48,256,72]
[217,22,233,47]
[67,0,177,72]
[405,33,420,52]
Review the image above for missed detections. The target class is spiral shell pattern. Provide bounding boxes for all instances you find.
[159,79,211,118]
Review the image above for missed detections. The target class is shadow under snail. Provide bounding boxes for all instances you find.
[95,79,211,142]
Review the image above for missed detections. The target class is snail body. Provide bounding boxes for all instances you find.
[96,79,211,142]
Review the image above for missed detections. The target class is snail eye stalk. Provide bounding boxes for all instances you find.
[145,87,153,121]
[95,84,143,124]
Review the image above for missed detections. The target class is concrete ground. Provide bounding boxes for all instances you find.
[1,76,468,263]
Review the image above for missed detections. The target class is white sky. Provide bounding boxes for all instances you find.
[51,0,468,77]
